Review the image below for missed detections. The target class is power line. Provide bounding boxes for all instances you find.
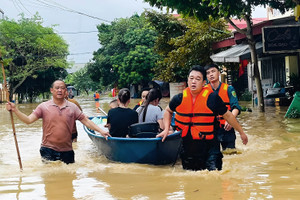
[16,0,33,16]
[1,30,99,35]
[58,31,98,35]
[11,0,112,23]
[2,51,95,60]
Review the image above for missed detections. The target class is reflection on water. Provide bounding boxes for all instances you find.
[1,96,300,199]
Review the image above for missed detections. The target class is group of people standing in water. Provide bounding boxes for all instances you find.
[6,63,248,171]
[103,64,248,171]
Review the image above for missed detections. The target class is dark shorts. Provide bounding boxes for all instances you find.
[40,147,75,164]
[72,132,78,140]
[180,135,223,171]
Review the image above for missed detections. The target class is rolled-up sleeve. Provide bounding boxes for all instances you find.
[228,86,241,113]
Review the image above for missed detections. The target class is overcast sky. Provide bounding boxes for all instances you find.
[1,0,267,64]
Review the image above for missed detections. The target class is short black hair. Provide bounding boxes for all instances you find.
[141,87,150,92]
[51,79,66,88]
[188,65,206,78]
[204,63,220,71]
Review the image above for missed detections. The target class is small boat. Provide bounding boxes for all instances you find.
[83,116,182,165]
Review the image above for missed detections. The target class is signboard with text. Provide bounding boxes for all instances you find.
[262,24,300,53]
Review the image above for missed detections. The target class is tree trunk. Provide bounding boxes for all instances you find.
[18,93,23,104]
[245,16,265,112]
[249,41,265,112]
[9,91,13,102]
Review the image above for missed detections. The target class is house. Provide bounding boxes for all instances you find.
[210,15,300,103]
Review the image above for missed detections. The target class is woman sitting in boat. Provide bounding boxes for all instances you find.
[107,88,138,137]
[136,88,164,130]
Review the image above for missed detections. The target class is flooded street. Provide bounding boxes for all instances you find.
[1,96,300,200]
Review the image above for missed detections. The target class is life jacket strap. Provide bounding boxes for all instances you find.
[198,133,214,140]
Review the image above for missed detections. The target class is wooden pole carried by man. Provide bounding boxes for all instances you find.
[1,54,23,171]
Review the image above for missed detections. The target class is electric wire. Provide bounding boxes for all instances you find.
[13,0,112,23]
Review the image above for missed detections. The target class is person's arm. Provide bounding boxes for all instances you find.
[157,119,164,130]
[80,117,111,140]
[208,92,247,145]
[156,107,164,130]
[224,108,239,131]
[6,102,38,124]
[156,106,172,142]
[224,86,241,131]
[222,111,248,145]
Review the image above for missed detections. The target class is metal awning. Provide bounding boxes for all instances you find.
[210,42,263,63]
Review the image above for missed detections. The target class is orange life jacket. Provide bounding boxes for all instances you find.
[138,100,143,106]
[175,87,216,140]
[94,93,100,99]
[206,83,231,126]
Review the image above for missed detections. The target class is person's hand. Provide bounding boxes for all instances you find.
[6,102,16,112]
[156,129,169,142]
[240,132,248,145]
[101,131,111,140]
[224,121,233,131]
[104,124,111,129]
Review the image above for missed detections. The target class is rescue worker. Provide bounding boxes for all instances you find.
[157,65,248,171]
[94,91,100,101]
[94,91,100,110]
[205,63,241,151]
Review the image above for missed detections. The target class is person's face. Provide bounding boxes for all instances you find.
[187,70,206,94]
[141,91,149,101]
[206,67,220,83]
[50,81,67,100]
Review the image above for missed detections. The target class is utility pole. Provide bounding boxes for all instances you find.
[0,8,4,19]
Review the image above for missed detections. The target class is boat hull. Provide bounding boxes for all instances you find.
[84,117,182,165]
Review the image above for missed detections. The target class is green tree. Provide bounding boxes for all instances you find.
[146,11,229,82]
[16,67,68,102]
[71,67,98,95]
[144,0,297,112]
[0,14,69,100]
[88,13,159,89]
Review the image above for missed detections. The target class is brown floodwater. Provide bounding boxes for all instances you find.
[0,95,300,200]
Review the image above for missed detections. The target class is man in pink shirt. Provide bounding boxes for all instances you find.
[6,80,111,164]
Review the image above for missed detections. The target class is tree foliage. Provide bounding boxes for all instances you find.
[0,14,69,100]
[145,0,296,21]
[145,11,229,82]
[144,0,297,111]
[87,13,159,88]
[66,67,98,95]
[15,67,68,102]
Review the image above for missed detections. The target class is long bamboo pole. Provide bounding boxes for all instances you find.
[1,57,23,171]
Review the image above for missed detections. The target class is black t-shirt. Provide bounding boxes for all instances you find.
[169,92,228,116]
[107,107,138,137]
[169,91,228,155]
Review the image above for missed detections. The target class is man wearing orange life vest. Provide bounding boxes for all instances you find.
[94,91,100,101]
[157,65,248,171]
[205,63,241,151]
